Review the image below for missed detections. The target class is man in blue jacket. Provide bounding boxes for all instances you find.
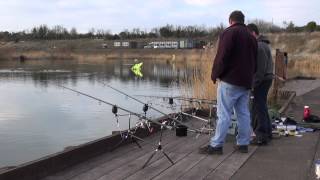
[199,10,257,154]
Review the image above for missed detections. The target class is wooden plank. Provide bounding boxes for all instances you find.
[279,92,296,114]
[231,133,319,179]
[44,130,173,180]
[96,134,204,180]
[2,123,165,180]
[308,128,320,179]
[127,153,187,180]
[152,154,205,180]
[177,143,234,180]
[125,135,209,180]
[72,131,188,180]
[44,145,148,180]
[204,146,257,180]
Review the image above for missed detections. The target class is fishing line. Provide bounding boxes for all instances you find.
[99,81,211,135]
[57,84,173,130]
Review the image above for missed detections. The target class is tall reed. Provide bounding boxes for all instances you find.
[287,54,320,78]
[181,46,218,108]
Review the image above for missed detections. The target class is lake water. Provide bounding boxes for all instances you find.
[0,59,195,168]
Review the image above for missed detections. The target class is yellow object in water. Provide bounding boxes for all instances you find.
[131,62,143,77]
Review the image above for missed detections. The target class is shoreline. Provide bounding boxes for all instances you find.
[0,46,215,62]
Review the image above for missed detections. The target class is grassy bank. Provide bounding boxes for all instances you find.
[267,32,320,78]
[0,39,207,62]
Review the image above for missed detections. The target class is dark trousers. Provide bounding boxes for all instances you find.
[252,79,273,140]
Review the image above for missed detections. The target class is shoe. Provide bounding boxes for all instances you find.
[199,145,223,155]
[235,145,248,153]
[250,137,268,146]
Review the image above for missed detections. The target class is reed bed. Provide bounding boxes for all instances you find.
[287,54,320,78]
[183,32,320,105]
[181,47,217,107]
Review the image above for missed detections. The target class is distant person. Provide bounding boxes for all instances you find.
[199,10,257,154]
[247,23,274,145]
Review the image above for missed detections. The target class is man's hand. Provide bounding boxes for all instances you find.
[212,79,216,84]
[212,78,220,84]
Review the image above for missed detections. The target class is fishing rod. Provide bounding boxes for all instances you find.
[57,84,172,130]
[135,94,217,105]
[99,82,211,134]
[177,97,216,105]
[58,84,175,168]
[134,95,182,99]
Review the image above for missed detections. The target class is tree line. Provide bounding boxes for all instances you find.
[0,20,319,42]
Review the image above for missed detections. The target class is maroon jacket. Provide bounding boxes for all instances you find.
[211,23,257,89]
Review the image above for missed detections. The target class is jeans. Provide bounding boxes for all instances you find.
[252,79,273,140]
[210,81,251,147]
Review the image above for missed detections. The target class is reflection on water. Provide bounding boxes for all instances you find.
[0,59,196,168]
[0,59,192,85]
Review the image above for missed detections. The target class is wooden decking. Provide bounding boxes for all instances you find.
[43,122,256,180]
[31,82,320,180]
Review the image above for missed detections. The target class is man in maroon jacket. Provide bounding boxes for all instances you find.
[199,10,257,154]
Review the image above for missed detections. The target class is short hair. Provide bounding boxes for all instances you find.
[229,10,245,24]
[247,23,260,35]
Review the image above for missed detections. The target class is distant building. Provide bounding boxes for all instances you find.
[178,39,194,49]
[113,41,121,47]
[149,41,179,49]
[112,41,138,48]
[109,38,207,49]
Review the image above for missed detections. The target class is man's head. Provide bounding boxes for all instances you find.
[247,23,259,38]
[229,10,245,25]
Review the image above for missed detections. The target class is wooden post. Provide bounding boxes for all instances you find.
[272,49,279,103]
[272,49,288,104]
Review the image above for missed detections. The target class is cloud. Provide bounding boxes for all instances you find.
[184,0,225,6]
[0,0,319,32]
[261,0,320,25]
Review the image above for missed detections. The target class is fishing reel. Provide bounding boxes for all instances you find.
[136,119,154,133]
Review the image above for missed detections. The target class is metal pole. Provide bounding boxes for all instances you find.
[100,82,210,134]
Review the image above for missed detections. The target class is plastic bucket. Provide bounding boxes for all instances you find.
[176,125,188,137]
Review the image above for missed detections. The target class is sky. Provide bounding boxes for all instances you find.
[0,0,319,33]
